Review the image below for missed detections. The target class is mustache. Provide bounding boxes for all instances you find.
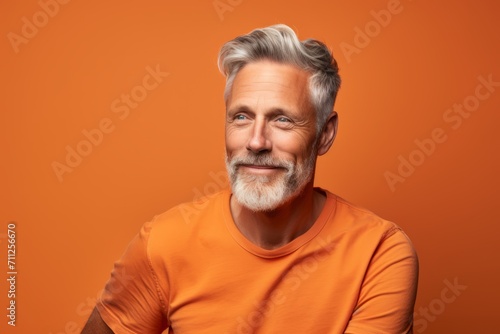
[228,154,293,170]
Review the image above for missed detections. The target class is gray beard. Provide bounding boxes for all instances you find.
[225,151,316,212]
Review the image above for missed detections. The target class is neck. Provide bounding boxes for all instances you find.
[230,183,326,250]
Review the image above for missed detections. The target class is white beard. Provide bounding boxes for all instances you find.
[225,150,316,212]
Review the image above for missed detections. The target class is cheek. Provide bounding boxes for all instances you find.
[225,128,246,154]
[273,131,314,159]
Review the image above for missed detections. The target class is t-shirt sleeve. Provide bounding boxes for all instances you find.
[344,226,419,334]
[96,221,169,334]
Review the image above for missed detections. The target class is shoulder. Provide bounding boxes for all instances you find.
[140,189,229,253]
[321,189,416,257]
[150,189,227,228]
[324,190,404,235]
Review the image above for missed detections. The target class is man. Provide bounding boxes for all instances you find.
[83,24,418,333]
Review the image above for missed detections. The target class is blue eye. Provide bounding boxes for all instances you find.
[235,114,247,120]
[277,117,291,122]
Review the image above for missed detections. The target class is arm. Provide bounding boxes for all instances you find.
[344,228,419,334]
[81,307,114,334]
[90,222,169,333]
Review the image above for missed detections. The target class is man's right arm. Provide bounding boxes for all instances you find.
[81,307,114,334]
[84,221,169,333]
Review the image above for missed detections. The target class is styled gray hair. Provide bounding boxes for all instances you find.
[218,24,341,133]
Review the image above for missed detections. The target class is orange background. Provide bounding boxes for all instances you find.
[1,0,499,333]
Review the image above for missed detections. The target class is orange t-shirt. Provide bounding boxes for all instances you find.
[97,188,418,333]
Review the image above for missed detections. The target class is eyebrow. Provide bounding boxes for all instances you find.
[227,104,298,119]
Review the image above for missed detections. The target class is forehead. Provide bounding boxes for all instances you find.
[228,60,312,111]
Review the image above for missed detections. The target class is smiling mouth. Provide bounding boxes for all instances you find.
[241,164,277,168]
[238,164,286,174]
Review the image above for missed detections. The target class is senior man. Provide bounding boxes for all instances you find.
[83,24,418,333]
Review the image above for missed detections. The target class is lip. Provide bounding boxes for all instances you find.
[238,164,284,175]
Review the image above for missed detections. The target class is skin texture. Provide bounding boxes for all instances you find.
[226,60,337,250]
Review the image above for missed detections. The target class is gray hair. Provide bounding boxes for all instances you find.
[217,24,341,133]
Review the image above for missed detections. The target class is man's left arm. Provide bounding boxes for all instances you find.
[344,227,419,334]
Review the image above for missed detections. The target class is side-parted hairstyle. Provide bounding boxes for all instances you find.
[217,24,341,133]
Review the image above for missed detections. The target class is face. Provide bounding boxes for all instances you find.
[225,60,319,212]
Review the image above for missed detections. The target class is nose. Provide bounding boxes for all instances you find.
[247,118,272,154]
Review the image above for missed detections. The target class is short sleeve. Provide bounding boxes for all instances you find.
[344,226,419,334]
[96,222,169,334]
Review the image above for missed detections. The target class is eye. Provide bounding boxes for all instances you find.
[231,113,251,125]
[274,116,294,129]
[276,116,291,123]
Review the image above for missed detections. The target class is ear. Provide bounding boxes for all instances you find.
[317,111,338,156]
